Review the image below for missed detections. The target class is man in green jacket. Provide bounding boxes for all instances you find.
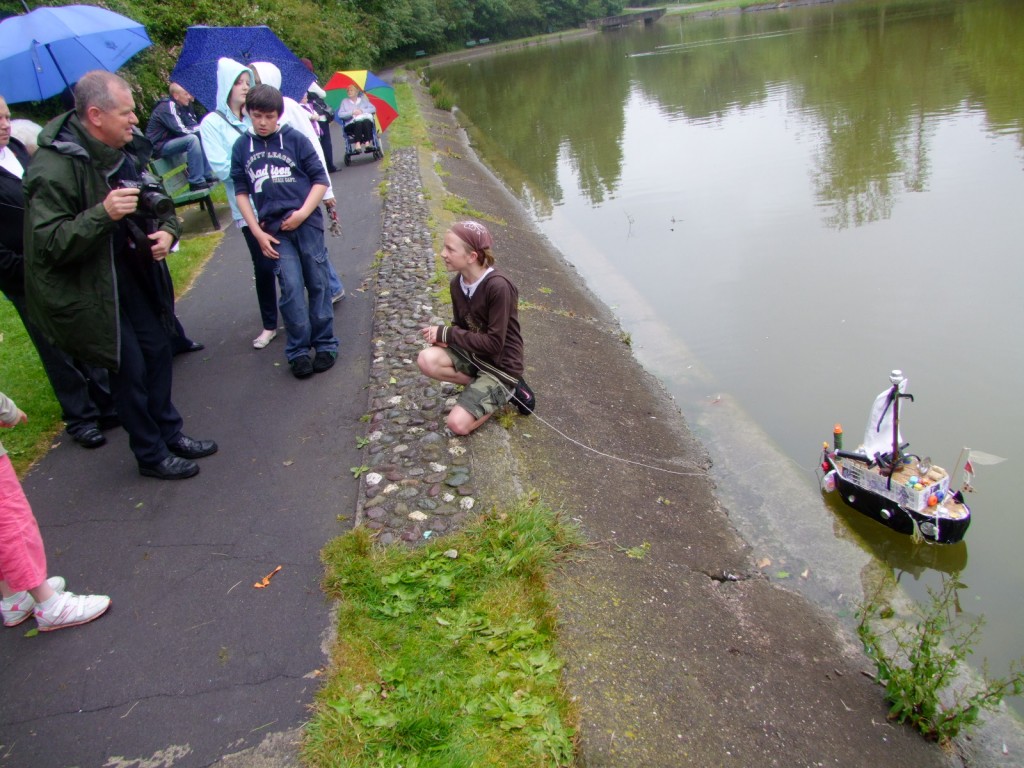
[24,71,217,480]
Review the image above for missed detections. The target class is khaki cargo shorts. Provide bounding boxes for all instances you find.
[446,348,511,419]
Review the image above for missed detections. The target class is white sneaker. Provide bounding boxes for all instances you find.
[34,591,110,632]
[1,576,66,627]
[331,289,346,304]
[253,329,277,349]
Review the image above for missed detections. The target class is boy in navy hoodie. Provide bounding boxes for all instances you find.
[230,84,338,378]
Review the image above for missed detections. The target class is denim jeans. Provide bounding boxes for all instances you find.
[160,133,213,186]
[273,224,338,361]
[327,258,344,298]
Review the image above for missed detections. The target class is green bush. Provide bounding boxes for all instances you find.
[857,574,1024,745]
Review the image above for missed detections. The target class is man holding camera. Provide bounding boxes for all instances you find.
[24,71,217,480]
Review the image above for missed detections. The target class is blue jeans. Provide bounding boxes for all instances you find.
[161,133,213,186]
[273,224,338,361]
[327,259,344,298]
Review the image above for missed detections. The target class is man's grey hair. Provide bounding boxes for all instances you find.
[74,71,131,118]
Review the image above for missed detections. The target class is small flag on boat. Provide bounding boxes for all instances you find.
[962,448,1007,491]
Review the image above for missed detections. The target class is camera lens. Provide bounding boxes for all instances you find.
[140,190,175,218]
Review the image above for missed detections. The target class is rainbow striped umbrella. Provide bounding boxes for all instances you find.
[324,69,398,133]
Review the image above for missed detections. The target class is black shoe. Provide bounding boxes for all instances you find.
[290,355,314,379]
[139,455,199,480]
[97,414,121,431]
[512,377,535,415]
[172,340,205,356]
[168,434,218,459]
[204,176,219,186]
[71,426,106,449]
[188,181,210,192]
[312,350,337,373]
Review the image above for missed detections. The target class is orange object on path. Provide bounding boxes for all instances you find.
[253,565,282,589]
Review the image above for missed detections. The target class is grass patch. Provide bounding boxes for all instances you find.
[428,77,455,111]
[304,497,582,767]
[168,230,223,294]
[443,194,507,226]
[0,300,63,473]
[387,71,431,152]
[0,226,222,475]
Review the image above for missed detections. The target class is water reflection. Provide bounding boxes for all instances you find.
[433,0,1024,719]
[436,0,1024,229]
[824,492,969,577]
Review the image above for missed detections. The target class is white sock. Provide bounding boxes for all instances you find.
[37,593,61,612]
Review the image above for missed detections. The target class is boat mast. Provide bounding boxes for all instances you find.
[888,370,905,479]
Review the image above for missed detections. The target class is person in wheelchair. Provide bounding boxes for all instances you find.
[336,85,376,153]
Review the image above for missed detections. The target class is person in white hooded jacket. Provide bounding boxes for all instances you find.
[199,59,280,350]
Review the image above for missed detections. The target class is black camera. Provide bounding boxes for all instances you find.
[119,172,175,219]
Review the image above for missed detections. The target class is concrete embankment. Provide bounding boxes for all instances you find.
[399,74,962,767]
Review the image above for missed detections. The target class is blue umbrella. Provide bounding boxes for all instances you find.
[170,26,314,113]
[0,5,151,105]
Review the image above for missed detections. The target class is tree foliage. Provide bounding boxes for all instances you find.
[1,0,622,123]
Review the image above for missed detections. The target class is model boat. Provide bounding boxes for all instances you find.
[819,370,970,544]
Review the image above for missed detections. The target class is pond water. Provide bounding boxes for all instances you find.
[431,0,1024,717]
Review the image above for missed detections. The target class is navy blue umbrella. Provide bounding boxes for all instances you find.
[170,26,313,112]
[0,5,151,105]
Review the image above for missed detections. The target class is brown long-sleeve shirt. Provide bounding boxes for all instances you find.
[435,267,524,382]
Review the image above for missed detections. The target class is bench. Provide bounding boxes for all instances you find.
[150,152,221,230]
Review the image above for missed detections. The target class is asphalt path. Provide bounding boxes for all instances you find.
[0,133,382,767]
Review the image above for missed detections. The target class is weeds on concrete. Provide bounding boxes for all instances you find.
[428,77,454,111]
[305,497,582,767]
[617,542,651,560]
[443,194,506,226]
[495,408,518,430]
[386,75,430,152]
[857,573,1024,746]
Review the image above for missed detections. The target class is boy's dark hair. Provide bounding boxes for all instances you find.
[246,83,284,116]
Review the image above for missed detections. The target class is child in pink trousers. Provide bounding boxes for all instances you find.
[1,391,110,631]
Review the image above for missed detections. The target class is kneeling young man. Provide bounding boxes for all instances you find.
[418,221,533,435]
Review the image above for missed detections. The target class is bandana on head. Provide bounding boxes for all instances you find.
[451,221,493,254]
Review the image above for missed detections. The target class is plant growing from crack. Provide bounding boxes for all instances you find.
[857,572,1024,745]
[616,541,650,560]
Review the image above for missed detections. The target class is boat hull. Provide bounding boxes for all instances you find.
[825,456,971,544]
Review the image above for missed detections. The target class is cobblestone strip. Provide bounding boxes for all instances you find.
[357,147,477,546]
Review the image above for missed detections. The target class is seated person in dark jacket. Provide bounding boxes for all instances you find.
[145,83,215,191]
